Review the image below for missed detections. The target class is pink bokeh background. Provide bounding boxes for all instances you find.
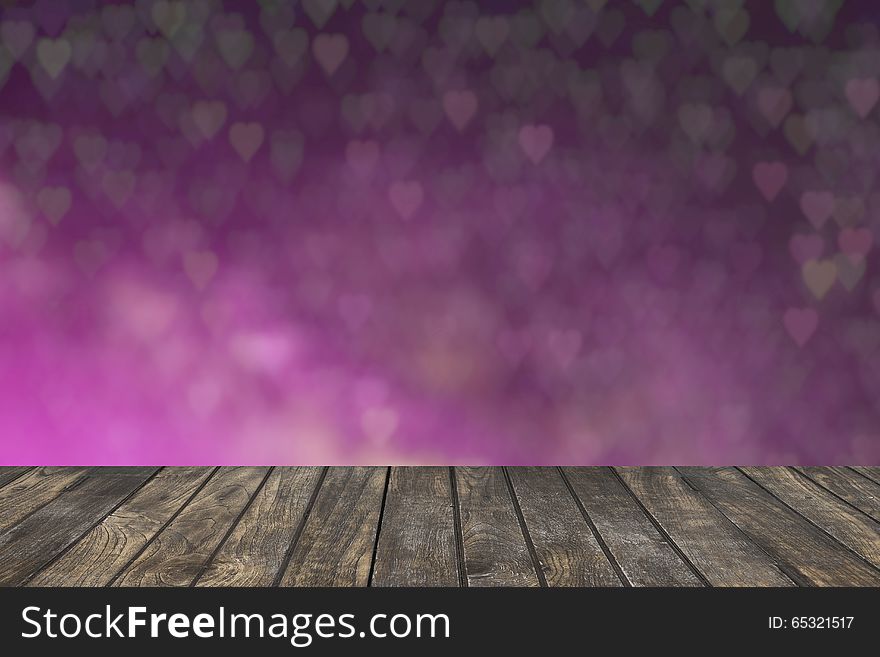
[1,0,879,464]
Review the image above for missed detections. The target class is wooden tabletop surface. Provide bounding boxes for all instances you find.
[0,466,878,587]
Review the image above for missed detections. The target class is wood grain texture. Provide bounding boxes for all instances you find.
[28,467,214,586]
[562,467,702,586]
[197,467,324,586]
[372,467,460,587]
[0,468,156,586]
[852,467,880,485]
[281,467,385,587]
[739,467,880,570]
[615,467,793,586]
[114,467,269,587]
[797,467,880,522]
[0,467,90,531]
[0,468,33,490]
[680,467,880,586]
[2,466,877,587]
[454,467,540,587]
[507,467,620,587]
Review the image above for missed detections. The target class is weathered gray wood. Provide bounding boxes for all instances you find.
[5,466,879,587]
[681,467,880,586]
[197,467,324,586]
[0,467,90,531]
[114,467,269,587]
[28,467,214,586]
[616,467,793,586]
[371,467,460,587]
[0,468,156,586]
[454,467,540,587]
[0,468,33,490]
[562,467,702,586]
[852,467,880,485]
[507,467,620,587]
[739,467,880,570]
[797,467,880,522]
[281,467,385,587]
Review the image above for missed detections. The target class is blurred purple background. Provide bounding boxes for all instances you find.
[0,0,879,464]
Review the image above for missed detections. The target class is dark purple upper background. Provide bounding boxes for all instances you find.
[0,0,878,464]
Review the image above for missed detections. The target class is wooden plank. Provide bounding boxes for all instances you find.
[740,467,880,569]
[562,467,702,586]
[281,467,385,587]
[615,467,793,586]
[0,467,90,531]
[197,467,324,586]
[680,467,880,586]
[0,467,33,490]
[371,467,459,587]
[797,467,880,522]
[507,467,620,587]
[453,467,540,587]
[0,468,156,586]
[852,467,880,485]
[27,467,214,586]
[114,467,269,587]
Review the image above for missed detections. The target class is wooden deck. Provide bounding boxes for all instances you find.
[0,467,878,587]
